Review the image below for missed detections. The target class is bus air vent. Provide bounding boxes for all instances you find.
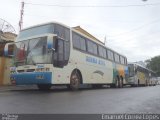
[17,70,25,73]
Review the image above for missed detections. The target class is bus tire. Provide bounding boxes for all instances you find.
[137,79,140,87]
[111,77,119,88]
[70,70,81,90]
[110,82,116,88]
[116,76,120,88]
[120,76,123,88]
[145,80,147,86]
[37,84,51,90]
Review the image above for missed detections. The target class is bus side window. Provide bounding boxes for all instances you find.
[57,39,64,62]
[64,41,70,61]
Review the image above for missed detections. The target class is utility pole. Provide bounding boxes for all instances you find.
[104,36,107,46]
[19,1,24,32]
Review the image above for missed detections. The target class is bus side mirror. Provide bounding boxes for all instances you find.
[4,43,14,57]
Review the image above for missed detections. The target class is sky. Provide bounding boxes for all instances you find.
[0,0,160,62]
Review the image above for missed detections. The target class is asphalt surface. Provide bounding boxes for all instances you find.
[0,85,160,114]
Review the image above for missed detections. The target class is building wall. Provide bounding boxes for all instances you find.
[0,57,12,85]
[0,57,5,85]
[3,58,12,85]
[0,32,16,86]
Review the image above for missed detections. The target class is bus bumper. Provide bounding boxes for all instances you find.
[10,72,52,85]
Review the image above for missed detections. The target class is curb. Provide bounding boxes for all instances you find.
[0,85,37,92]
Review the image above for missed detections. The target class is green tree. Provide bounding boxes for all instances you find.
[145,55,160,76]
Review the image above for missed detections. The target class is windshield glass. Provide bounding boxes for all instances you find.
[14,37,52,66]
[128,64,135,77]
[17,24,54,40]
[17,23,70,42]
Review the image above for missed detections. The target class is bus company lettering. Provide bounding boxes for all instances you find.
[86,56,105,66]
[37,65,45,68]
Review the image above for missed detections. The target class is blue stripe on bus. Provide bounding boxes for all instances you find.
[11,72,52,85]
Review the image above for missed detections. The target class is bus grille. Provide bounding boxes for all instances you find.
[17,69,35,73]
[26,69,35,72]
[17,70,25,73]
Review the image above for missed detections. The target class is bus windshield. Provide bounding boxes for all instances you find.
[14,36,52,66]
[128,64,135,77]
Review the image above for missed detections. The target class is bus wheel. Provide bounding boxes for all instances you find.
[70,71,80,90]
[110,77,119,88]
[137,79,140,87]
[119,77,123,88]
[113,77,119,88]
[37,84,51,90]
[145,80,147,86]
[116,77,120,88]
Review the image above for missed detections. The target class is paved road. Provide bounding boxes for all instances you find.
[0,85,160,114]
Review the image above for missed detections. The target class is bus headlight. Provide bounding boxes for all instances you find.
[10,71,16,74]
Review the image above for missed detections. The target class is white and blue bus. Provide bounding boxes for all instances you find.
[5,22,129,90]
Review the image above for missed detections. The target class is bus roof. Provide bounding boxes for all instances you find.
[20,21,127,59]
[72,26,104,45]
[20,21,71,32]
[21,22,104,45]
[71,27,126,58]
[129,62,156,73]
